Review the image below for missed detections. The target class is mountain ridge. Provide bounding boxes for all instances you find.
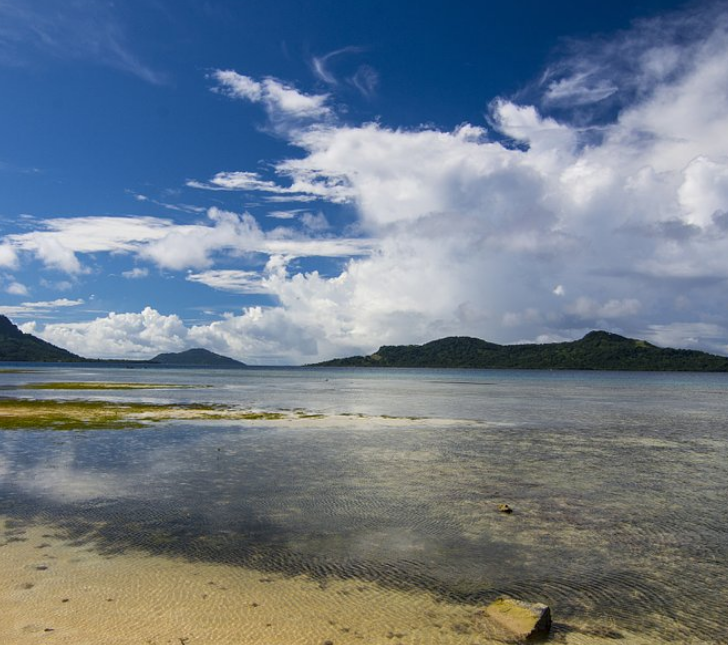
[311,331,728,371]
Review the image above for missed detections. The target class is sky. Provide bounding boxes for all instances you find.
[2,0,728,364]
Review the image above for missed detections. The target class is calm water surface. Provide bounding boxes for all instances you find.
[1,365,727,642]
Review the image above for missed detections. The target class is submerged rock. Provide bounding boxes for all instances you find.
[485,597,552,640]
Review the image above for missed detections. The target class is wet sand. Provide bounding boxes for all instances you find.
[0,518,682,645]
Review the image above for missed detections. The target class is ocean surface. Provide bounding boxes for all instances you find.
[1,365,727,644]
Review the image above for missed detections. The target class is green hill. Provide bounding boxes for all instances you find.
[151,348,246,368]
[312,331,728,371]
[0,315,85,362]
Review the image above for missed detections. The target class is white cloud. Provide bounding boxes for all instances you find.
[2,209,372,274]
[0,243,18,268]
[122,267,149,279]
[188,170,331,202]
[268,209,302,220]
[1,297,84,319]
[6,215,173,272]
[186,269,268,294]
[5,280,27,295]
[212,70,332,122]
[678,156,728,228]
[544,72,618,106]
[301,212,329,232]
[188,171,292,193]
[30,298,84,307]
[34,307,188,360]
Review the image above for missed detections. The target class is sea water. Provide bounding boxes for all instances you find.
[0,365,726,644]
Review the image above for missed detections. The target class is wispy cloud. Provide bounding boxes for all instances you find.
[121,267,149,279]
[212,70,332,126]
[0,0,164,83]
[187,169,354,203]
[311,46,378,99]
[186,269,268,294]
[536,1,728,125]
[127,191,207,214]
[0,297,84,319]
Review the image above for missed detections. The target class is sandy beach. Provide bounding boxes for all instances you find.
[0,517,683,645]
[0,517,492,645]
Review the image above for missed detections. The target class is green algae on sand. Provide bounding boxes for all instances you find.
[17,381,201,391]
[0,399,286,431]
[0,399,152,430]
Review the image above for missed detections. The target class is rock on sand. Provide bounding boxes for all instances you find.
[485,596,552,639]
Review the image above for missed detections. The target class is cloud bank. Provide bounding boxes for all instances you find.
[8,2,728,362]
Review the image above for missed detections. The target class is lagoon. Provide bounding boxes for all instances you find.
[1,365,726,644]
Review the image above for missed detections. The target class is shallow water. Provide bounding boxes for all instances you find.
[1,365,727,644]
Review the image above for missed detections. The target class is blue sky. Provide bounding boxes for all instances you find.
[2,0,728,363]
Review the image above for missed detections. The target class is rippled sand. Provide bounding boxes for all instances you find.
[0,518,695,645]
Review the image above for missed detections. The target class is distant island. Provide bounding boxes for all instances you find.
[311,331,728,372]
[4,313,728,371]
[150,348,246,368]
[0,315,245,367]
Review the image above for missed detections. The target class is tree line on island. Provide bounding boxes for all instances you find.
[2,314,728,371]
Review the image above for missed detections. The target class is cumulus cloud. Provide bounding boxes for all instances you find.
[34,307,189,360]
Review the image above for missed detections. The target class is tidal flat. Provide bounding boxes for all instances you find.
[0,397,429,431]
[1,365,727,644]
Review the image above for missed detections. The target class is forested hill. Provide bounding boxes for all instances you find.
[312,331,728,371]
[0,315,84,362]
[151,348,246,367]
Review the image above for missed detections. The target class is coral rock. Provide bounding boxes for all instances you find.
[485,597,552,639]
